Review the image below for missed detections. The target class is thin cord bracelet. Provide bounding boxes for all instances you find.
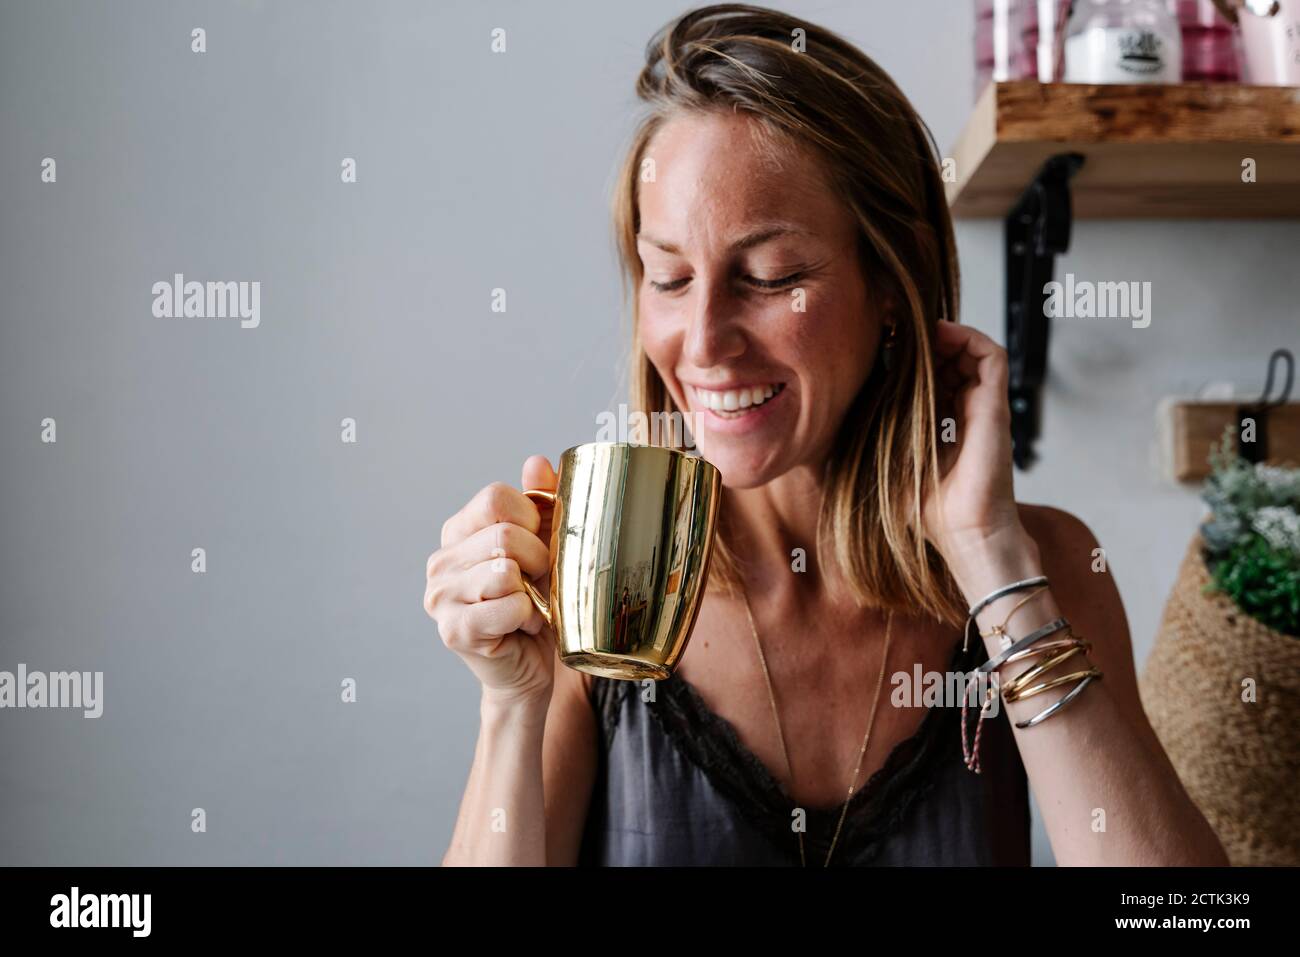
[962,615,1075,773]
[961,615,1071,773]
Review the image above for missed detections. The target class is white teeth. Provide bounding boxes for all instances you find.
[691,383,784,417]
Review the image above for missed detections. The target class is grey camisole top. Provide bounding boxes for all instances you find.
[577,633,1032,866]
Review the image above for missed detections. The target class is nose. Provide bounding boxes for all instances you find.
[682,277,746,369]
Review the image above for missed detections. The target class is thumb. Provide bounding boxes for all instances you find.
[521,454,558,494]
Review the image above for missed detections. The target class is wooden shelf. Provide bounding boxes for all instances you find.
[946,82,1300,219]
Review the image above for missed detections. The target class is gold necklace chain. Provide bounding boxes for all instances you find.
[738,583,894,867]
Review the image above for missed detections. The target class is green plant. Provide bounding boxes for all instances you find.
[1199,429,1300,638]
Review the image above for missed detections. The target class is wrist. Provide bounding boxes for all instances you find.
[480,687,551,732]
[944,523,1045,605]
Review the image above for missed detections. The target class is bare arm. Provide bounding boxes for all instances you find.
[442,655,596,866]
[541,667,598,865]
[927,321,1226,865]
[948,507,1228,866]
[442,694,549,866]
[431,456,597,866]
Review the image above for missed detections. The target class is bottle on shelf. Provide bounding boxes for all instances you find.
[1064,0,1185,82]
[1177,0,1240,82]
[974,0,1072,98]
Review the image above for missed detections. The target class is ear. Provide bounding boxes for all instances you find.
[873,298,901,345]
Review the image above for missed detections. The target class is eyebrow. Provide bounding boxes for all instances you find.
[636,225,806,255]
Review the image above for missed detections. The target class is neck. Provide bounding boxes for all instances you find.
[723,460,841,602]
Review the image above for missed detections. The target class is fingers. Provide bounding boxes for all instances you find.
[461,556,530,603]
[932,321,1009,400]
[521,454,558,494]
[429,521,550,582]
[936,357,965,394]
[930,325,1012,455]
[933,319,999,360]
[427,467,559,660]
[441,481,544,547]
[932,318,973,357]
[441,592,544,655]
[424,554,545,637]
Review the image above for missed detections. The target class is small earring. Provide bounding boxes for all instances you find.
[881,323,898,372]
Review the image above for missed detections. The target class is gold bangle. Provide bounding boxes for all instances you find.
[1002,636,1091,667]
[999,645,1087,699]
[1004,667,1103,703]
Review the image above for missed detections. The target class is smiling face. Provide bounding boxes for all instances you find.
[635,110,885,488]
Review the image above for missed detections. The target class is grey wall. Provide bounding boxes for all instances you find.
[1,0,1295,866]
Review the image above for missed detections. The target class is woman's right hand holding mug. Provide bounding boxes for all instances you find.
[424,455,558,710]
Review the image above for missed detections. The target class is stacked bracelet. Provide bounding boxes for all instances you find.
[998,644,1088,700]
[963,575,1048,653]
[977,617,1071,674]
[1002,636,1091,667]
[1005,667,1103,705]
[961,616,1069,773]
[960,575,1104,772]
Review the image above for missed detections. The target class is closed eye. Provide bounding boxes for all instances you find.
[648,277,691,293]
[744,271,804,290]
[647,271,806,294]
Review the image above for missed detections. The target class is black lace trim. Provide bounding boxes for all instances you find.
[593,633,982,866]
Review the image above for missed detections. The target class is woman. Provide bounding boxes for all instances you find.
[425,4,1227,866]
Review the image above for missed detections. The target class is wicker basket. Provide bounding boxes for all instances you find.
[1140,534,1300,865]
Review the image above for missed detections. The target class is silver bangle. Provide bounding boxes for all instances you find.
[1014,673,1099,729]
[977,617,1071,675]
[963,575,1049,652]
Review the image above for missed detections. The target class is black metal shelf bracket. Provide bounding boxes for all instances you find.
[1005,152,1084,470]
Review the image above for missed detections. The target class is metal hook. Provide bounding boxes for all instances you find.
[1255,348,1294,409]
[1237,348,1294,464]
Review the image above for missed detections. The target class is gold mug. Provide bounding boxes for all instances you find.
[520,442,723,681]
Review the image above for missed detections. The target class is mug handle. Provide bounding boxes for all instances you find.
[519,488,557,625]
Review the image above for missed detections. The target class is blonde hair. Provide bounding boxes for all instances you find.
[612,4,965,626]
